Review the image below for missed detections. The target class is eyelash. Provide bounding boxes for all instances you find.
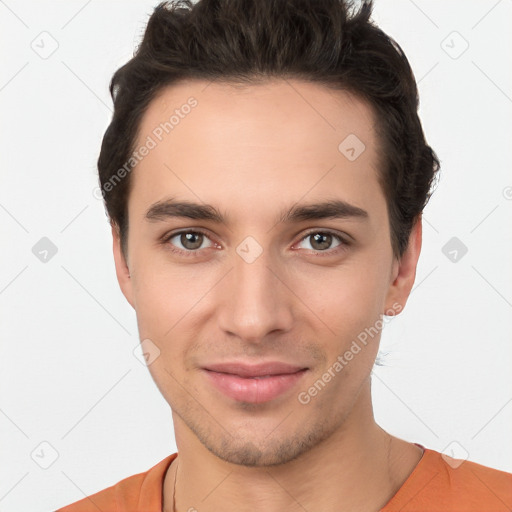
[161,228,351,258]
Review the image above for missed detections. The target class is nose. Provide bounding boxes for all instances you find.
[216,246,294,344]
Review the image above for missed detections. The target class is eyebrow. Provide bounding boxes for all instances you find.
[145,197,369,225]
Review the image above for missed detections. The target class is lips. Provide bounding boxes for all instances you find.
[203,361,306,378]
[202,361,308,403]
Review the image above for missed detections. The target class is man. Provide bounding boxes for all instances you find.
[57,0,512,510]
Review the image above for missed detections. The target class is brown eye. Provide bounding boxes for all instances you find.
[179,232,204,250]
[165,230,214,254]
[310,233,333,251]
[297,231,345,253]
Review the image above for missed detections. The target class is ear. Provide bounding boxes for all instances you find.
[111,223,135,309]
[384,216,422,315]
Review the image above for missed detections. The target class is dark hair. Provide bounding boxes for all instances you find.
[98,0,440,259]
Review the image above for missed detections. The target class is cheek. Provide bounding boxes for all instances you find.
[129,250,219,341]
[291,257,389,343]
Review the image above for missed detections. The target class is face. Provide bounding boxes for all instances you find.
[112,79,421,466]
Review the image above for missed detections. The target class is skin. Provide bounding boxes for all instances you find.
[112,78,424,512]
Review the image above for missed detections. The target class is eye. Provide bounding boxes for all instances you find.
[295,230,347,253]
[161,228,349,258]
[164,230,215,255]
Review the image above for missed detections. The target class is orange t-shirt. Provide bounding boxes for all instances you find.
[56,445,512,511]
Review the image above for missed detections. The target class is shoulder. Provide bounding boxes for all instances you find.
[55,453,177,512]
[55,474,143,512]
[384,447,512,511]
[440,453,512,508]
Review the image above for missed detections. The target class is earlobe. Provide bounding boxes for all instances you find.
[384,217,423,315]
[111,223,135,309]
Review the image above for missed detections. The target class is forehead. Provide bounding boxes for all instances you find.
[129,78,384,225]
[139,78,377,155]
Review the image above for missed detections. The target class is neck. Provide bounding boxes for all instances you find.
[163,382,423,512]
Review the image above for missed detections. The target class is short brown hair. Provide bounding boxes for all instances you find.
[98,0,440,259]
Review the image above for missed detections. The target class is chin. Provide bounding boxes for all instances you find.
[195,419,333,467]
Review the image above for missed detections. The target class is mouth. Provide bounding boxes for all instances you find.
[201,362,309,404]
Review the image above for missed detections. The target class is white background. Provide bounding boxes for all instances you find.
[1,1,511,510]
